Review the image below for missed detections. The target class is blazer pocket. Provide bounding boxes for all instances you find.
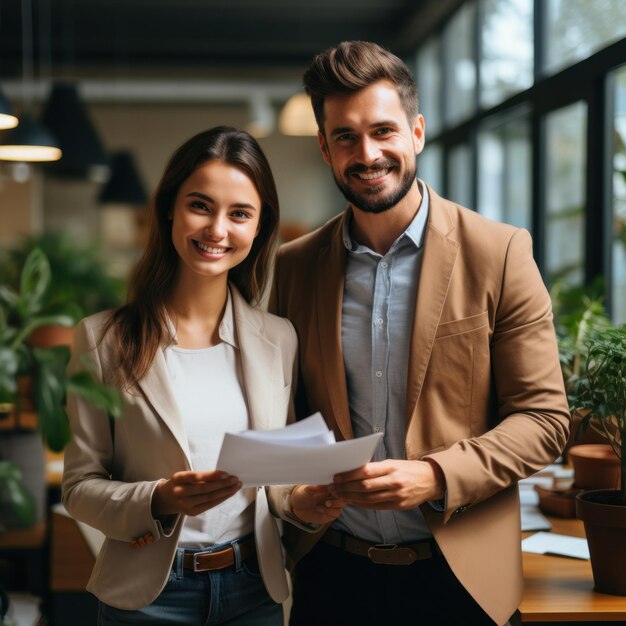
[435,311,489,339]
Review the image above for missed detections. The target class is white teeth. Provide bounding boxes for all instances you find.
[195,241,227,254]
[356,169,389,180]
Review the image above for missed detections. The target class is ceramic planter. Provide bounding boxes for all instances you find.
[568,444,621,490]
[576,489,626,596]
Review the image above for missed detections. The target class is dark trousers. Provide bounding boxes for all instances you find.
[289,539,497,626]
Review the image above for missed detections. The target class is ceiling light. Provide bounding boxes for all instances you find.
[278,93,318,136]
[98,151,147,206]
[0,87,19,130]
[0,113,61,162]
[40,82,109,180]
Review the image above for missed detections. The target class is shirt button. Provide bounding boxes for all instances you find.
[374,425,381,432]
[380,261,388,268]
[375,370,383,378]
[375,318,384,327]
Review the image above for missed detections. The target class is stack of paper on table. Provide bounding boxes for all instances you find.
[216,413,383,487]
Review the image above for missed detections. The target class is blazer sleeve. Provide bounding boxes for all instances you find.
[61,318,177,542]
[423,229,570,523]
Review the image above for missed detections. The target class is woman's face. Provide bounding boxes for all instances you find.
[171,160,262,284]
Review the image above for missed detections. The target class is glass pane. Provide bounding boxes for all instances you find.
[544,0,626,75]
[416,38,442,136]
[418,143,443,196]
[544,102,587,285]
[444,2,477,127]
[448,143,473,208]
[480,0,533,107]
[478,112,531,229]
[611,65,626,324]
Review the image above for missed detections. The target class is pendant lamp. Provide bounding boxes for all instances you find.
[278,93,318,136]
[0,0,61,163]
[98,151,148,206]
[0,87,19,130]
[0,112,61,162]
[40,82,109,180]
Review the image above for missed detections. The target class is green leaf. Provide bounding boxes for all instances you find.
[19,248,51,316]
[0,461,37,530]
[68,371,124,418]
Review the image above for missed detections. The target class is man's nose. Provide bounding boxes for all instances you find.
[356,136,382,164]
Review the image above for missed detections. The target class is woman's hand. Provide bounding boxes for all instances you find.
[151,470,242,518]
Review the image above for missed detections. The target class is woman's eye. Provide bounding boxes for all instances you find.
[191,200,208,211]
[231,210,250,219]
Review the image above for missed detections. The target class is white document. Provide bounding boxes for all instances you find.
[521,531,590,560]
[216,412,383,486]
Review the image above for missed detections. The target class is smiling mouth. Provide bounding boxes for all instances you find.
[193,240,230,254]
[353,168,392,181]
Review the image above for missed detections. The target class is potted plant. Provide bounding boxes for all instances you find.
[2,231,125,347]
[570,325,626,595]
[0,247,122,529]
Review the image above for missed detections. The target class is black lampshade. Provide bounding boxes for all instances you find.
[41,82,109,179]
[0,113,61,162]
[98,151,147,206]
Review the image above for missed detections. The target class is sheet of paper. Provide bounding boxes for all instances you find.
[520,505,552,532]
[521,531,590,560]
[216,414,383,486]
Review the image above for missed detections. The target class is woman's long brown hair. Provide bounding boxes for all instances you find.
[104,126,280,388]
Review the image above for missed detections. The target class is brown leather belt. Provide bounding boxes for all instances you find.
[320,527,441,566]
[182,536,256,572]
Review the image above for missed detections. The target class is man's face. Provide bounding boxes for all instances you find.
[318,79,425,214]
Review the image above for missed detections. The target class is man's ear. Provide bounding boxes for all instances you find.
[412,114,426,156]
[318,130,331,166]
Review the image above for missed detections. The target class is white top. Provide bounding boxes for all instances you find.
[164,298,255,546]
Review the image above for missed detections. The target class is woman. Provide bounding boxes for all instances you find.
[62,126,297,625]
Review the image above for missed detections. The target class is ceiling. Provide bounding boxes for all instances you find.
[0,0,463,85]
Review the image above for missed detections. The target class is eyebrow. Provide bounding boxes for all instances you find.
[186,191,258,211]
[329,120,399,138]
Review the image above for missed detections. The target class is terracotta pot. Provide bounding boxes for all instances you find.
[568,444,620,490]
[27,324,75,349]
[576,489,626,595]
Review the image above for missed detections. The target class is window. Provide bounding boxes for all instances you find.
[611,65,626,324]
[416,38,442,136]
[418,143,443,196]
[443,2,477,127]
[448,143,473,208]
[544,0,626,75]
[480,0,533,107]
[544,102,588,285]
[477,110,531,229]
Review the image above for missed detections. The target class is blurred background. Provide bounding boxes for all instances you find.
[0,0,625,623]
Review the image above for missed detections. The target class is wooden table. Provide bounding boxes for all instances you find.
[520,517,626,623]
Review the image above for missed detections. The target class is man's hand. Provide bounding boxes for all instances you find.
[331,459,445,510]
[290,484,347,524]
[152,470,242,518]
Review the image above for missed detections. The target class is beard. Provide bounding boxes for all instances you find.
[332,158,417,214]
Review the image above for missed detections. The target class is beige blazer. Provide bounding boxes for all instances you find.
[270,187,570,626]
[62,285,297,610]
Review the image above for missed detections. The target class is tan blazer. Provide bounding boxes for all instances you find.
[270,187,570,626]
[62,285,297,610]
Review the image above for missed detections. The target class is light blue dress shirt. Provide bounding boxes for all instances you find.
[333,179,433,543]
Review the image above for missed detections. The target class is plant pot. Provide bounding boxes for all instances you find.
[576,489,626,595]
[27,324,75,349]
[568,444,620,490]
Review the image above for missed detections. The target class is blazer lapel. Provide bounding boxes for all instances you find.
[315,217,352,441]
[232,287,279,432]
[137,349,192,463]
[405,189,459,427]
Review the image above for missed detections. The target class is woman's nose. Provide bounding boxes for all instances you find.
[205,214,227,240]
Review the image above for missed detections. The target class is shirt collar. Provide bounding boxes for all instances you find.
[164,286,238,349]
[342,179,430,253]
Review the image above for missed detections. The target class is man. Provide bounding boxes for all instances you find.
[270,41,569,626]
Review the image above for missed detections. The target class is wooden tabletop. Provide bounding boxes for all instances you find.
[520,517,626,622]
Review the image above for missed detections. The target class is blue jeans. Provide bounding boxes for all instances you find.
[98,543,283,625]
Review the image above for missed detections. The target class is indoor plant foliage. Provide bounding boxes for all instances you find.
[0,247,123,452]
[2,231,124,322]
[569,325,626,503]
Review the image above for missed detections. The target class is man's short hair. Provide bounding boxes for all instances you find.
[303,40,419,134]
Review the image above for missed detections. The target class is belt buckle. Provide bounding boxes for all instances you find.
[192,549,215,572]
[367,543,417,565]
